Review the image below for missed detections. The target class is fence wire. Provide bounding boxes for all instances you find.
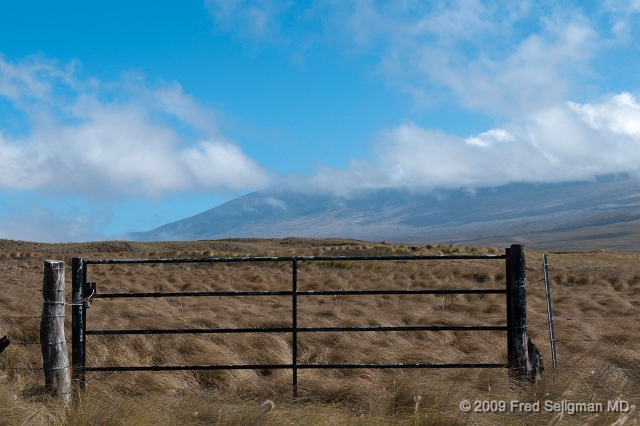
[528,253,640,380]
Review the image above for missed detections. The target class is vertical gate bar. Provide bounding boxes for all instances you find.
[505,248,513,369]
[71,258,86,390]
[292,258,298,398]
[543,254,558,379]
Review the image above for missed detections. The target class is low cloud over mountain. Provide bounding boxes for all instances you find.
[130,175,640,251]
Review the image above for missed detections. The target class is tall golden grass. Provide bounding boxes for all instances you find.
[0,238,639,425]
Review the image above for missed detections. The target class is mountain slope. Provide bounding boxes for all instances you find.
[129,176,640,251]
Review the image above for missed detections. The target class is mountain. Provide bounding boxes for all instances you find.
[129,176,640,251]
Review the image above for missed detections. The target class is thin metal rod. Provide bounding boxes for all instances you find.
[87,327,293,335]
[92,288,506,298]
[297,325,507,332]
[84,254,506,265]
[86,325,508,335]
[94,290,291,298]
[543,254,558,379]
[297,363,506,369]
[299,289,505,296]
[292,259,298,399]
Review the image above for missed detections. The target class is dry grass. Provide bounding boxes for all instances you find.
[1,238,640,424]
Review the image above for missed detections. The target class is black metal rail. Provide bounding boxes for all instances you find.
[84,254,506,264]
[86,325,508,335]
[72,251,520,397]
[86,363,506,372]
[92,288,505,298]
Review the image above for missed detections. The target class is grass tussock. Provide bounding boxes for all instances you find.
[1,238,640,424]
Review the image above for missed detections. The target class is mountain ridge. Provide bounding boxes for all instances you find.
[129,176,640,251]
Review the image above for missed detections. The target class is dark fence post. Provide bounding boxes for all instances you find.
[71,257,86,390]
[292,258,298,399]
[507,244,543,382]
[41,260,71,403]
[505,247,514,370]
[509,245,529,380]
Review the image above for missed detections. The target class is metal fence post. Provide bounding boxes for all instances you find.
[41,260,71,402]
[505,248,514,370]
[543,254,557,379]
[292,258,298,399]
[71,257,86,389]
[508,244,532,381]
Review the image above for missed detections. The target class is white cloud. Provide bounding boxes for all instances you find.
[465,129,514,147]
[205,1,602,117]
[0,54,74,102]
[310,92,640,192]
[205,1,640,193]
[568,92,640,136]
[0,56,274,199]
[204,0,293,39]
[603,0,640,42]
[180,140,270,191]
[255,197,288,210]
[329,1,598,117]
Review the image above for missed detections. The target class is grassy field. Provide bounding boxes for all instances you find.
[1,238,639,425]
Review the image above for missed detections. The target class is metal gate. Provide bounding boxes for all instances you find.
[71,245,529,396]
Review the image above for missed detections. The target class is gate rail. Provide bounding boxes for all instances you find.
[72,246,531,396]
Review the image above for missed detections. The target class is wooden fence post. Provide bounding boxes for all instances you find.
[507,244,543,382]
[40,260,71,403]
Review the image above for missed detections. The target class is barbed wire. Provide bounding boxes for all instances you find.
[555,367,640,371]
[525,315,640,329]
[551,290,640,295]
[548,263,639,270]
[554,317,640,321]
[526,322,552,328]
[0,316,42,320]
[2,289,43,295]
[0,365,50,373]
[555,339,640,343]
[7,338,71,345]
[0,263,45,269]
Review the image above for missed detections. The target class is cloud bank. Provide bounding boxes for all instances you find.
[208,1,640,194]
[307,93,640,193]
[0,56,274,200]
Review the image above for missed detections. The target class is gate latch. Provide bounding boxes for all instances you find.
[84,282,96,308]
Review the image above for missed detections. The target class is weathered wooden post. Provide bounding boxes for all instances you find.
[71,257,86,390]
[506,244,543,382]
[40,260,71,403]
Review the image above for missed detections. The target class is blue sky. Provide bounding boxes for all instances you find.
[2,1,640,242]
